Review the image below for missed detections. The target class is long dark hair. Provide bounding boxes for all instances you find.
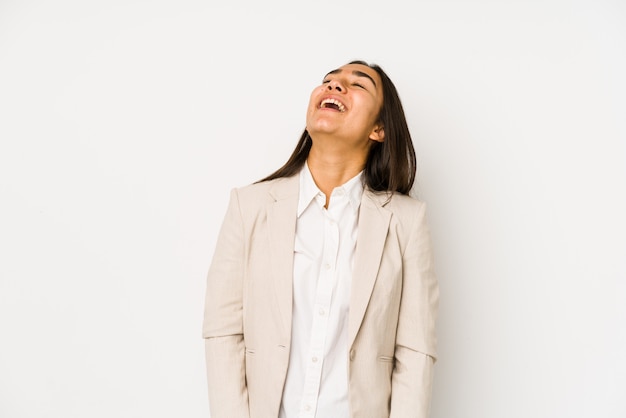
[257,60,416,195]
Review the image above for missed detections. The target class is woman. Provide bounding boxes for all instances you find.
[203,60,439,418]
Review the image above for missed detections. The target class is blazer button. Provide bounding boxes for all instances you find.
[349,349,355,361]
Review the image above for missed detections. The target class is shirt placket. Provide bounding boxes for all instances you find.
[298,206,339,417]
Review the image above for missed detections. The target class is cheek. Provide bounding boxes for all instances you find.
[357,100,382,124]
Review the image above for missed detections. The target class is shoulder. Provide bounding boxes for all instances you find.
[367,190,426,216]
[233,175,298,200]
[386,192,425,209]
[365,190,429,239]
[388,193,427,226]
[234,175,298,197]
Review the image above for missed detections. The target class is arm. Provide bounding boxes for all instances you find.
[390,203,439,418]
[202,189,250,418]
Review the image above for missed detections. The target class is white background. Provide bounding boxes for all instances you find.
[1,0,625,417]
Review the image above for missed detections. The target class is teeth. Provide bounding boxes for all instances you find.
[320,98,346,112]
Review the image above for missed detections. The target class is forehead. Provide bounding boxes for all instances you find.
[326,63,382,88]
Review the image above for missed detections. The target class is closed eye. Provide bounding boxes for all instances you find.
[352,82,364,88]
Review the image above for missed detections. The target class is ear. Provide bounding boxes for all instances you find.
[369,124,385,143]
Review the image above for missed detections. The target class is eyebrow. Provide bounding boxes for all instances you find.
[324,68,377,88]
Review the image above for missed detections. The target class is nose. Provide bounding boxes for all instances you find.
[327,79,344,93]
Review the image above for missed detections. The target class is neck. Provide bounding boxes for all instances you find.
[307,141,367,207]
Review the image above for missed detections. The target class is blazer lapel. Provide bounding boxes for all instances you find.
[348,190,392,348]
[267,175,299,343]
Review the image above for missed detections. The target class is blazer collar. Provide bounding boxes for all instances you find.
[267,175,299,345]
[348,189,393,348]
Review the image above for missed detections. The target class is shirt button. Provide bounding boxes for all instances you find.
[312,356,318,363]
[304,405,311,411]
[318,308,325,316]
[324,263,331,270]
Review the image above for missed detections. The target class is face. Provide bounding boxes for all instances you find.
[305,63,385,146]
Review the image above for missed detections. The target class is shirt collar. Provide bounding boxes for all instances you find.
[297,162,364,217]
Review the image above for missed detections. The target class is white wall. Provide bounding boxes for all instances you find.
[1,0,624,417]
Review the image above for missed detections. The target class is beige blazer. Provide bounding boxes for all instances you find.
[202,174,438,418]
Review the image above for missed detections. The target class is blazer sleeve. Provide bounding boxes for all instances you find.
[202,188,251,418]
[390,202,439,418]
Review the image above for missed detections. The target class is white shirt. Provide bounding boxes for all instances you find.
[279,163,364,418]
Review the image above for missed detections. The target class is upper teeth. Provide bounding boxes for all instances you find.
[321,98,346,112]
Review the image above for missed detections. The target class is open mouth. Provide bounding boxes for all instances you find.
[319,98,346,112]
